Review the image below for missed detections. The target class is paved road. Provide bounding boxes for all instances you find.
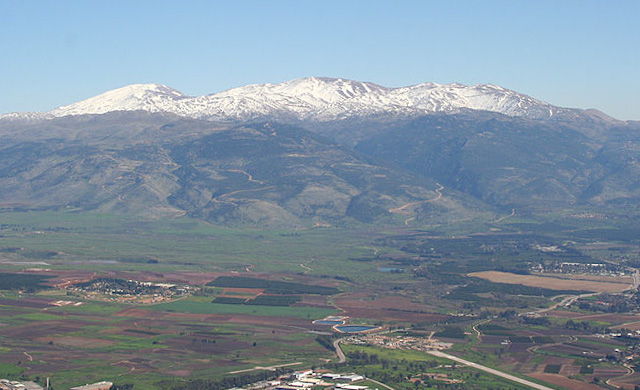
[523,291,599,317]
[426,350,555,390]
[333,338,346,363]
[228,362,302,374]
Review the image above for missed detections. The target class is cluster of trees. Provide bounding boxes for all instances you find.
[578,299,636,313]
[521,316,551,326]
[0,273,52,292]
[110,385,134,390]
[564,320,610,334]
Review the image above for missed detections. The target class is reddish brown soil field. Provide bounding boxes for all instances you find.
[566,313,640,324]
[573,313,637,322]
[542,356,572,365]
[1,320,93,338]
[35,336,115,348]
[0,297,52,309]
[165,336,251,355]
[548,310,585,318]
[613,319,640,330]
[334,294,448,323]
[114,308,239,324]
[595,367,631,376]
[335,293,434,311]
[226,313,312,328]
[543,343,607,358]
[528,373,602,390]
[606,370,640,390]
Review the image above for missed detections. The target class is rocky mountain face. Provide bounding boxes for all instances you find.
[0,77,637,226]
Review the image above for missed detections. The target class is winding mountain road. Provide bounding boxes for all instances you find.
[333,338,346,363]
[389,183,444,215]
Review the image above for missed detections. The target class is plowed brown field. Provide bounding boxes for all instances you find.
[468,271,631,293]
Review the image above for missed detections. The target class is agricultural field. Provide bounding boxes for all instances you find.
[468,271,633,293]
[1,210,640,389]
[0,282,338,389]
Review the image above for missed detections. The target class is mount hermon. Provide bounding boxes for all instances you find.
[42,77,569,122]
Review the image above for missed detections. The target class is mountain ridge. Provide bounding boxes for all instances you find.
[2,77,620,125]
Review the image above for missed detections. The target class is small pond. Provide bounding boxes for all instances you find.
[313,320,345,325]
[378,267,404,273]
[334,325,378,333]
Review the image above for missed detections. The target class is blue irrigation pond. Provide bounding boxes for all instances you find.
[334,325,378,333]
[378,267,404,272]
[314,320,345,325]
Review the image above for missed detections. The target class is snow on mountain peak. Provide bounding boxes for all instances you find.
[49,83,189,117]
[35,77,565,122]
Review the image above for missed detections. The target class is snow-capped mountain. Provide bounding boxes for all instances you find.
[0,77,637,226]
[2,77,579,123]
[49,83,190,117]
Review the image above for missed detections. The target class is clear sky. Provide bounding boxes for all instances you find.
[1,0,638,120]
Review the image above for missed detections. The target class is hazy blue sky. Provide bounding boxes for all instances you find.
[1,0,638,119]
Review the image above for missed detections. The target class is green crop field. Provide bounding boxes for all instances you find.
[150,296,337,319]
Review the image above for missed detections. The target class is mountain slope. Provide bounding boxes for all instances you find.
[355,112,640,212]
[0,112,488,226]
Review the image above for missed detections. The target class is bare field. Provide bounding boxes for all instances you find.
[334,294,449,323]
[565,313,640,324]
[35,336,115,348]
[611,318,640,330]
[533,272,633,285]
[528,373,603,390]
[468,271,632,293]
